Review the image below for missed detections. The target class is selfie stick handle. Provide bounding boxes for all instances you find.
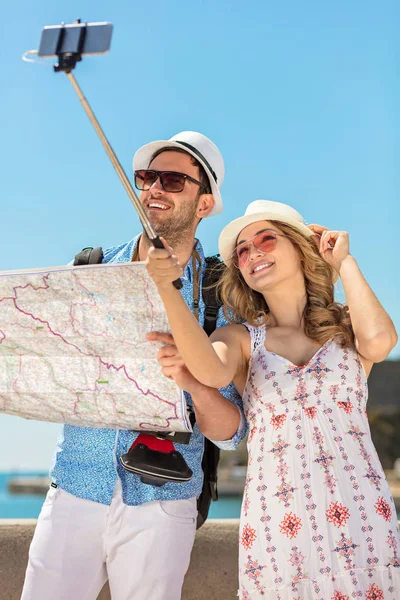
[65,71,182,290]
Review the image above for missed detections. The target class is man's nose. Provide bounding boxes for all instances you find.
[149,175,164,193]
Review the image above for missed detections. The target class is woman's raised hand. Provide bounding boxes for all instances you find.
[308,224,350,273]
[145,239,183,290]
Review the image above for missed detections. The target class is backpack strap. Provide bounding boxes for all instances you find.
[200,255,224,509]
[202,255,224,336]
[73,247,104,266]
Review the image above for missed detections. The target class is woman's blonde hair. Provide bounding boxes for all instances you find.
[217,221,355,349]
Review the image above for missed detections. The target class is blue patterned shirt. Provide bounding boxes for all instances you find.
[50,235,246,506]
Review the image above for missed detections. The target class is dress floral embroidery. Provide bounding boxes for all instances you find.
[238,325,400,599]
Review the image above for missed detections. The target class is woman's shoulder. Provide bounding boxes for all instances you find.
[211,323,252,365]
[213,322,251,340]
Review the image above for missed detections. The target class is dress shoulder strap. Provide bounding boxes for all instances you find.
[244,323,266,355]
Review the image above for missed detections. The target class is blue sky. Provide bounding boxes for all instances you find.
[0,0,399,470]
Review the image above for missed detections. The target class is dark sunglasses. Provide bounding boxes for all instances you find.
[232,229,283,268]
[134,169,207,193]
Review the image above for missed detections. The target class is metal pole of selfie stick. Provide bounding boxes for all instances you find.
[64,69,183,290]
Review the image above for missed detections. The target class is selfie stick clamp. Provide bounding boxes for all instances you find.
[53,19,85,73]
[51,20,191,486]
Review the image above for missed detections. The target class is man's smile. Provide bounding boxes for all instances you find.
[145,199,172,211]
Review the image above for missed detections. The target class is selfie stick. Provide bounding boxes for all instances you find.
[53,26,183,289]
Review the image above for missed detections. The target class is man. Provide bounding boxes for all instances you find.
[21,131,246,600]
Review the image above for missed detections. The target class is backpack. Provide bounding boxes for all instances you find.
[73,247,224,529]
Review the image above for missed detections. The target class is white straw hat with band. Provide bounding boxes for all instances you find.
[133,131,224,217]
[218,200,315,264]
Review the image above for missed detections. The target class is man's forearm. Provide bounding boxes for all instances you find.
[190,384,241,441]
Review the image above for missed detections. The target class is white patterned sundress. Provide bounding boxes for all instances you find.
[239,325,400,600]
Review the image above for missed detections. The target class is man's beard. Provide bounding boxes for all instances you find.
[145,198,199,248]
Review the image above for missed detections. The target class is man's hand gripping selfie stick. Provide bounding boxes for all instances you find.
[38,21,191,487]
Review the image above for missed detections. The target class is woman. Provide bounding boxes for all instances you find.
[146,200,400,599]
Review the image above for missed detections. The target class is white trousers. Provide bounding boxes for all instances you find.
[21,480,197,600]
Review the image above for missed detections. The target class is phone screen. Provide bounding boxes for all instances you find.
[38,22,113,58]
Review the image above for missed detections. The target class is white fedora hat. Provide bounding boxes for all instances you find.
[219,200,314,264]
[133,131,224,217]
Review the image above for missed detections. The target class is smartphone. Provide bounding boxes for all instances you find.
[38,21,113,58]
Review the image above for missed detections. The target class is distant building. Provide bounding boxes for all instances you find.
[367,360,400,413]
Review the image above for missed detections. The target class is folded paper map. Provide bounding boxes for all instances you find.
[0,262,191,432]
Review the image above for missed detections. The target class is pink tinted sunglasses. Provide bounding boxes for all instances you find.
[232,229,284,268]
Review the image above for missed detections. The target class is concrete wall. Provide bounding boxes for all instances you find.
[0,519,239,600]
